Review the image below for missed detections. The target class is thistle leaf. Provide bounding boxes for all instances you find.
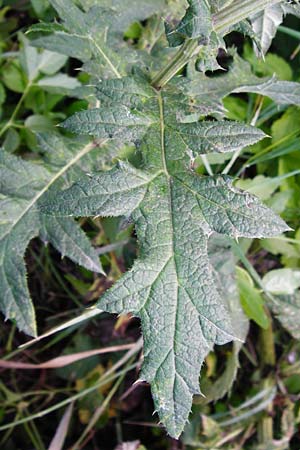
[29,0,167,78]
[184,52,300,115]
[250,1,300,55]
[166,0,213,46]
[41,75,288,437]
[0,135,109,336]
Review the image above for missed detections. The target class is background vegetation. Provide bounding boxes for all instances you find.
[0,1,300,449]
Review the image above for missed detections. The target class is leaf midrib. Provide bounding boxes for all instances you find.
[3,140,102,239]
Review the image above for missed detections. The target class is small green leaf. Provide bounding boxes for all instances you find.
[237,267,269,329]
[250,4,284,55]
[269,292,300,340]
[262,269,300,295]
[166,0,213,45]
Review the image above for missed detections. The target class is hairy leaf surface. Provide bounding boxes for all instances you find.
[198,236,249,403]
[29,0,167,78]
[0,135,110,336]
[269,293,300,340]
[41,75,288,437]
[166,0,213,46]
[183,52,300,115]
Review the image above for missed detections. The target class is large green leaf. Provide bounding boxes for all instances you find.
[41,75,288,437]
[0,134,115,336]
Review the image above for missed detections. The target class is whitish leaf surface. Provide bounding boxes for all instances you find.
[269,292,300,340]
[183,52,300,115]
[263,269,300,295]
[41,74,288,437]
[250,4,284,55]
[250,1,300,55]
[29,0,167,78]
[0,135,110,336]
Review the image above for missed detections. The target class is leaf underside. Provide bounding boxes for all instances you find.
[41,74,289,437]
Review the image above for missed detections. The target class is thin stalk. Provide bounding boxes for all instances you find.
[278,25,300,41]
[151,39,198,88]
[0,338,142,432]
[201,154,214,175]
[257,315,276,445]
[70,358,134,450]
[223,96,263,175]
[214,0,281,35]
[0,81,32,138]
[152,0,281,89]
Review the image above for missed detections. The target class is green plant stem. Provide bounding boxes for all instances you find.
[259,316,276,368]
[151,39,198,88]
[70,357,134,450]
[151,0,281,89]
[0,81,33,139]
[257,316,276,444]
[278,25,300,41]
[0,338,143,432]
[214,0,281,35]
[201,154,214,175]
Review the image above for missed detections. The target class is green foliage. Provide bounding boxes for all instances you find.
[0,134,109,335]
[1,0,300,443]
[41,69,289,436]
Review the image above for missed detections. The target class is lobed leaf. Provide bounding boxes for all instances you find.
[184,52,300,115]
[166,0,213,45]
[0,135,110,336]
[41,74,289,437]
[250,4,284,55]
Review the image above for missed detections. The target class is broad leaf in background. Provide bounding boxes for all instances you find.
[263,268,300,295]
[41,74,288,437]
[263,268,300,339]
[0,134,112,336]
[237,267,270,329]
[268,292,300,340]
[19,34,87,98]
[197,236,249,404]
[0,33,87,152]
[28,0,167,78]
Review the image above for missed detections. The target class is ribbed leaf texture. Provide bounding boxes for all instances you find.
[41,74,290,437]
[182,51,300,115]
[0,134,115,336]
[250,1,300,55]
[269,293,300,340]
[29,0,167,78]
